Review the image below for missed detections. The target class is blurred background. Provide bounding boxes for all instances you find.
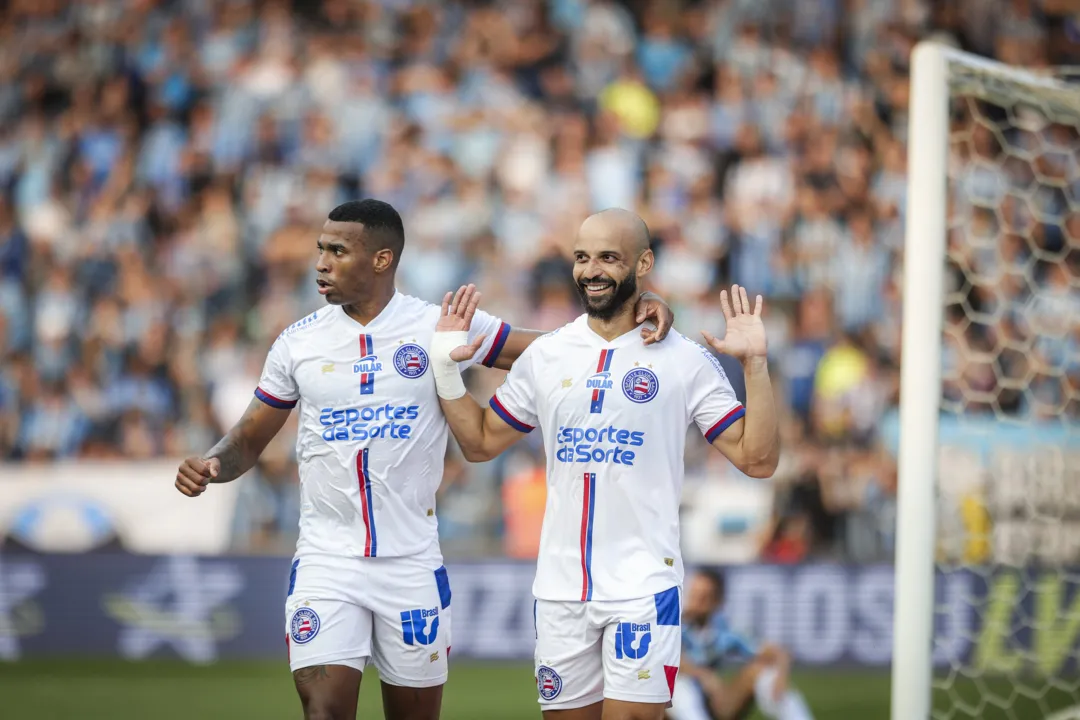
[0,0,1079,718]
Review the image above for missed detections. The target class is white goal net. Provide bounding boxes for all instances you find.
[895,44,1080,720]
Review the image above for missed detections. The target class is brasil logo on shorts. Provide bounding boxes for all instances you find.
[622,368,659,403]
[394,344,429,379]
[290,607,320,644]
[537,665,563,701]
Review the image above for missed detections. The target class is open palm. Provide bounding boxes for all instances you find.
[438,284,487,362]
[702,285,768,361]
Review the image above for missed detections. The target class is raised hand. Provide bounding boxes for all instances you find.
[439,284,487,362]
[175,456,220,497]
[701,284,768,362]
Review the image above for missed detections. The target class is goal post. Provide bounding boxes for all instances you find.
[895,42,1080,719]
[893,40,949,720]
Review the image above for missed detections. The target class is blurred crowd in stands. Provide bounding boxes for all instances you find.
[0,0,1078,561]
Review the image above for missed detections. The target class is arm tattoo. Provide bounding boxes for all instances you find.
[294,665,331,687]
[206,437,247,483]
[205,410,258,483]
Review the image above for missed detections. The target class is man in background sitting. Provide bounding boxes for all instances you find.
[669,569,813,720]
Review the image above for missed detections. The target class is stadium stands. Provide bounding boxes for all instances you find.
[0,0,1076,564]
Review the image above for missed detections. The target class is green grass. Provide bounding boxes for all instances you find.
[0,659,1077,719]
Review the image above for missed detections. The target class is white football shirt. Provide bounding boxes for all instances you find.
[256,292,510,559]
[491,315,744,602]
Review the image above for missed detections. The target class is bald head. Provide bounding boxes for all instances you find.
[572,208,654,321]
[577,208,651,256]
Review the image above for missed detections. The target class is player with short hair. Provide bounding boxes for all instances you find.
[429,208,781,720]
[173,199,675,720]
[670,569,814,720]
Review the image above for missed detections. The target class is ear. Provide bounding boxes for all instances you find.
[372,249,395,274]
[636,248,654,277]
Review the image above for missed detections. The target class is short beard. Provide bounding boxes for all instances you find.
[576,273,638,321]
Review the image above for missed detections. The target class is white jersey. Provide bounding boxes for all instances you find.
[491,315,743,602]
[256,292,510,559]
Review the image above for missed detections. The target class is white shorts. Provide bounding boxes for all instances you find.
[284,553,452,688]
[533,586,682,710]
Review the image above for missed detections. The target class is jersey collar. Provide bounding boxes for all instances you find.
[576,314,649,348]
[336,291,402,332]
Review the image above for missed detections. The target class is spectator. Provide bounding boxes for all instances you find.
[0,0,1070,561]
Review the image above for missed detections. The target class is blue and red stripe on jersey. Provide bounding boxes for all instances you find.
[481,322,512,368]
[358,334,376,395]
[579,472,597,601]
[590,349,615,414]
[356,448,377,556]
[255,387,297,409]
[489,393,534,433]
[705,405,746,443]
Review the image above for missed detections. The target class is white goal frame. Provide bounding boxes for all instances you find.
[893,42,1080,720]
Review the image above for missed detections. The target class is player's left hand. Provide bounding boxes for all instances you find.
[439,284,487,362]
[701,285,768,362]
[635,291,674,345]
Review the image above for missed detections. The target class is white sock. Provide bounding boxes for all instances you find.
[668,676,713,720]
[754,666,814,720]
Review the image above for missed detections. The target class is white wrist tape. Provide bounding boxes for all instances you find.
[431,331,469,400]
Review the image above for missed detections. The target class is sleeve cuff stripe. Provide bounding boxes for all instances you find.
[705,405,745,442]
[481,323,512,367]
[255,387,298,409]
[489,394,534,433]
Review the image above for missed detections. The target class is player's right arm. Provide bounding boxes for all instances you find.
[175,334,298,497]
[430,285,537,463]
[435,389,529,463]
[175,399,293,496]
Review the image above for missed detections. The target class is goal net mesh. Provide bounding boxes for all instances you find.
[933,58,1080,720]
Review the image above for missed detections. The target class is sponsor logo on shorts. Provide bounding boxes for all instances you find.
[537,665,562,700]
[394,344,429,379]
[290,607,320,644]
[622,368,659,403]
[638,669,651,680]
[614,622,652,660]
[400,606,440,646]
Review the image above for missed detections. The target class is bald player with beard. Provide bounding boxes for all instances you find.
[428,209,780,720]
